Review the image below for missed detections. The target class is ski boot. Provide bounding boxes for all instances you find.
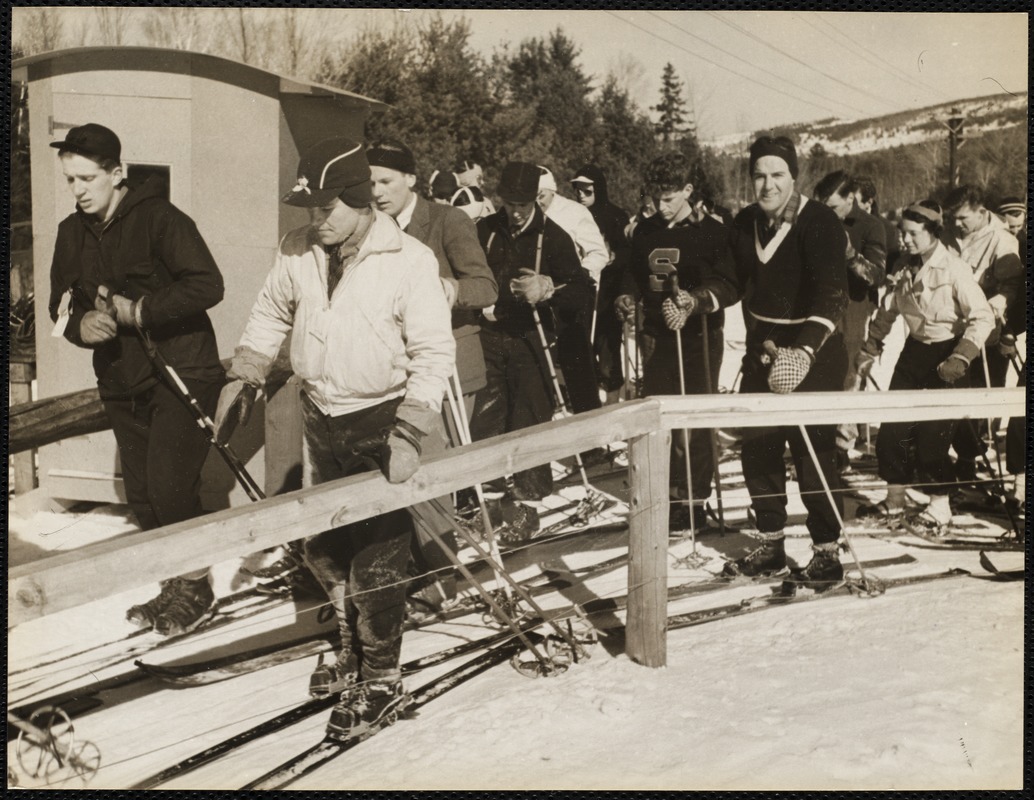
[722,534,786,578]
[127,576,215,636]
[309,653,358,699]
[497,502,541,545]
[405,575,458,625]
[669,502,710,538]
[789,543,844,592]
[326,678,411,742]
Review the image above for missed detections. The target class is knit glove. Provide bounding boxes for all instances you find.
[855,338,882,381]
[936,338,979,385]
[661,290,693,331]
[762,340,815,394]
[509,269,554,304]
[214,346,271,444]
[614,294,637,324]
[382,398,439,483]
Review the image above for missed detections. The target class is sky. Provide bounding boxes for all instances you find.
[12,8,1028,140]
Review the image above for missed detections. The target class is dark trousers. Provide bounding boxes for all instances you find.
[557,304,602,414]
[469,325,554,499]
[876,337,963,496]
[301,394,415,682]
[594,262,626,393]
[951,344,1009,462]
[739,330,848,544]
[641,325,723,501]
[1006,361,1026,476]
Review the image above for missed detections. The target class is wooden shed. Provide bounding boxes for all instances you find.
[12,46,385,509]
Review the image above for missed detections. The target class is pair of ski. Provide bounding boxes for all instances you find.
[853,513,1023,552]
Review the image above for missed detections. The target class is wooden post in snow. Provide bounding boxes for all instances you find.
[9,362,38,494]
[625,427,671,668]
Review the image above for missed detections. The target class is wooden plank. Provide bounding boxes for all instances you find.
[658,387,1024,430]
[8,387,109,453]
[8,399,663,626]
[625,428,670,668]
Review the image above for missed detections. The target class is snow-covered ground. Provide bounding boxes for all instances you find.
[7,304,1025,791]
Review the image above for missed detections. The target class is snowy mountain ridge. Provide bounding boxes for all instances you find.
[706,93,1028,157]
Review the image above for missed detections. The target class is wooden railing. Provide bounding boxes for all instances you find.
[8,387,1024,667]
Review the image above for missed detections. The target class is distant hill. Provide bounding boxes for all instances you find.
[706,93,1027,157]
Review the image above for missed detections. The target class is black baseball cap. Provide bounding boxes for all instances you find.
[50,123,122,164]
[283,137,373,208]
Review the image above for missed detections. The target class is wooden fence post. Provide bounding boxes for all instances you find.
[625,427,671,667]
[10,362,38,495]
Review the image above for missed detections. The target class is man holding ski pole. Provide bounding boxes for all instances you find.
[47,123,226,637]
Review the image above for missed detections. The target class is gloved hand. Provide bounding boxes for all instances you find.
[509,269,554,304]
[214,346,272,443]
[440,277,458,309]
[997,332,1017,358]
[79,310,118,344]
[936,354,970,384]
[614,294,637,324]
[214,381,258,444]
[381,398,439,483]
[661,290,693,331]
[109,293,139,327]
[855,339,882,380]
[845,239,857,260]
[987,293,1007,323]
[762,340,815,394]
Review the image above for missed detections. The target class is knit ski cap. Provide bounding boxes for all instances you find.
[498,162,540,203]
[749,136,799,179]
[455,160,483,187]
[284,137,372,208]
[997,196,1026,216]
[537,166,557,193]
[904,201,943,226]
[366,138,417,176]
[429,170,459,200]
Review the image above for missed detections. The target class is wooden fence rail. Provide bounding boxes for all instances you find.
[8,386,1024,667]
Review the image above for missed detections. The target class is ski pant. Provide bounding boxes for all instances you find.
[556,295,602,415]
[1006,361,1026,476]
[594,261,626,393]
[104,377,221,582]
[739,328,848,545]
[640,324,723,502]
[835,297,875,453]
[876,337,963,496]
[950,343,1009,465]
[301,393,449,683]
[468,325,554,500]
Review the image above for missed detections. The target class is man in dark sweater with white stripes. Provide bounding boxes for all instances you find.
[725,136,850,586]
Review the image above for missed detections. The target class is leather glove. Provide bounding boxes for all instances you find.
[997,333,1017,358]
[440,277,459,309]
[855,339,881,380]
[762,340,815,394]
[110,293,139,327]
[214,346,272,443]
[381,398,439,483]
[509,269,554,304]
[661,290,693,331]
[214,381,258,444]
[614,294,637,324]
[936,354,970,384]
[79,310,118,344]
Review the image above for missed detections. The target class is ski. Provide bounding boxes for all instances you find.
[129,625,541,789]
[978,550,1024,581]
[664,568,971,631]
[238,634,534,791]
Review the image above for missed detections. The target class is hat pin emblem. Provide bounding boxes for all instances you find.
[292,176,311,194]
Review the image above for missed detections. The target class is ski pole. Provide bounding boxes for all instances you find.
[670,276,698,553]
[96,287,265,501]
[698,313,727,536]
[976,345,1021,539]
[796,423,878,594]
[444,369,511,600]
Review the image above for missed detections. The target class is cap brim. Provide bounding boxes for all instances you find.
[282,182,373,208]
[499,192,537,204]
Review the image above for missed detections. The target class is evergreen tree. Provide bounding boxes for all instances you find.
[653,63,691,144]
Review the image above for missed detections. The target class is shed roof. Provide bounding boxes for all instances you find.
[12,46,387,112]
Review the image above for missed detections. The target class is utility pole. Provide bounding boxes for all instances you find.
[946,108,965,190]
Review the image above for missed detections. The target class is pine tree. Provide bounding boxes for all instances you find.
[653,63,691,144]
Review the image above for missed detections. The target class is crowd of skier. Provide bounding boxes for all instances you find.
[47,122,1026,742]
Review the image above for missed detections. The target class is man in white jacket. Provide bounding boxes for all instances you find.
[215,137,455,742]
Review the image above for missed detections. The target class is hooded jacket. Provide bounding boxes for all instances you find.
[48,176,225,399]
[572,164,631,265]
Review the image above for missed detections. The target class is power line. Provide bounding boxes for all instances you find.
[603,10,845,120]
[706,11,900,112]
[802,14,954,104]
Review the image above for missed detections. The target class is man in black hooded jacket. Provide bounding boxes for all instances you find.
[570,164,631,396]
[48,124,225,637]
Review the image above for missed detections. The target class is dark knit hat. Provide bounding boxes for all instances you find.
[367,138,417,175]
[997,196,1026,216]
[749,136,799,179]
[498,161,540,203]
[283,137,372,208]
[50,123,121,164]
[429,170,459,200]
